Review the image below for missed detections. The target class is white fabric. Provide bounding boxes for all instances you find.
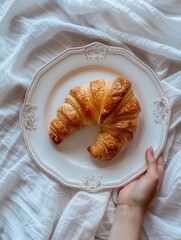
[0,0,181,239]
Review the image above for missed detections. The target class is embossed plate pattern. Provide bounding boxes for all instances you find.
[20,42,171,192]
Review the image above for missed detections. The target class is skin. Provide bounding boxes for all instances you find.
[108,146,165,240]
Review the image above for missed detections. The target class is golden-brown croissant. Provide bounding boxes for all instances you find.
[49,77,141,160]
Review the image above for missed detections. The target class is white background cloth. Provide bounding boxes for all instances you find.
[0,0,181,239]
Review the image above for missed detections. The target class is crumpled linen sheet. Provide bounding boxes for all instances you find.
[0,0,181,239]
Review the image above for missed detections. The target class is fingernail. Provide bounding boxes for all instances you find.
[150,146,154,155]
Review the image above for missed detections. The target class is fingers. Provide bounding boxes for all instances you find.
[145,147,159,177]
[157,155,164,180]
[145,147,165,183]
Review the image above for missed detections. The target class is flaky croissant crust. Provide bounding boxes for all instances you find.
[49,77,141,160]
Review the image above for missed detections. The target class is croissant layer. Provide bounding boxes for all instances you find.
[49,77,141,160]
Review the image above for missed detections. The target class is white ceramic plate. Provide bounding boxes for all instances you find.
[20,42,171,192]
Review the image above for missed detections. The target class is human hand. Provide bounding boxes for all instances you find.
[108,147,164,240]
[117,147,164,213]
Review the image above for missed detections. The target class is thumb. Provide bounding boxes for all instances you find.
[145,147,159,180]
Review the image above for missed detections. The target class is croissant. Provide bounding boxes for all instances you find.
[49,77,141,160]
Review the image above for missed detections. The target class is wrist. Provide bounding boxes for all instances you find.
[108,204,144,240]
[116,204,145,221]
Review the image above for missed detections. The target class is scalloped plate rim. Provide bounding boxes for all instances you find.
[19,42,171,192]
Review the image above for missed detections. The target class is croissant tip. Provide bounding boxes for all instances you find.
[53,140,62,145]
[87,146,113,161]
[49,132,62,145]
[87,146,92,155]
